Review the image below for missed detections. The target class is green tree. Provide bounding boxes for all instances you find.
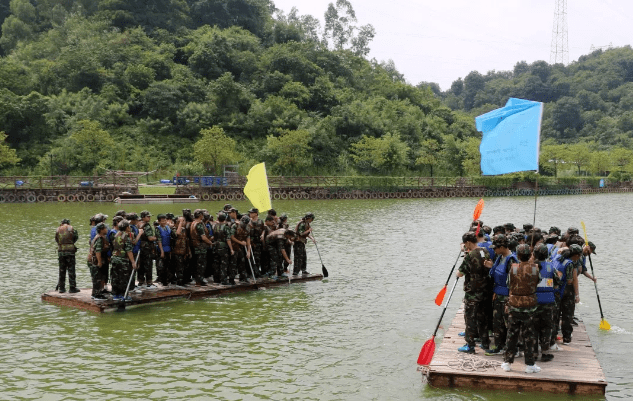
[350,133,409,174]
[264,128,312,175]
[0,131,20,168]
[589,150,611,176]
[193,126,239,175]
[69,120,115,174]
[415,138,440,176]
[563,143,592,175]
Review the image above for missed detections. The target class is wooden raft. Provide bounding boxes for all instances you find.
[41,274,323,313]
[422,307,607,395]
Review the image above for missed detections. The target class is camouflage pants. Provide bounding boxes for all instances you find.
[215,247,230,282]
[550,293,561,346]
[156,252,171,285]
[492,296,509,349]
[250,241,263,275]
[560,285,576,342]
[293,242,306,274]
[504,310,536,366]
[205,248,214,278]
[57,254,77,290]
[533,303,555,353]
[100,252,110,284]
[111,259,130,296]
[483,287,494,336]
[283,243,292,271]
[268,245,282,276]
[233,247,247,280]
[137,250,154,285]
[464,298,490,348]
[260,247,270,276]
[173,254,187,285]
[89,262,102,297]
[194,252,207,284]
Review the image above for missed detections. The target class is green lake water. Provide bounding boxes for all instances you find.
[0,195,631,400]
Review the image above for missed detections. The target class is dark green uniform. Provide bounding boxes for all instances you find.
[55,225,78,291]
[458,248,491,349]
[249,219,264,276]
[293,220,310,274]
[111,231,133,296]
[214,222,232,283]
[138,222,156,285]
[190,221,208,285]
[89,235,105,297]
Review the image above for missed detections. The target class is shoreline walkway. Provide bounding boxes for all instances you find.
[421,307,607,396]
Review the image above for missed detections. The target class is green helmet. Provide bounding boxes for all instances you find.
[516,243,531,258]
[569,244,583,256]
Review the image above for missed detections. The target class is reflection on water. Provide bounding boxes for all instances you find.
[0,195,630,400]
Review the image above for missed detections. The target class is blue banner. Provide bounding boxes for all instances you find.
[475,98,543,176]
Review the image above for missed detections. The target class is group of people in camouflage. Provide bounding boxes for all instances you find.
[54,205,316,302]
[455,222,597,374]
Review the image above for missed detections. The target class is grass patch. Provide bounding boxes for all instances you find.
[138,186,176,195]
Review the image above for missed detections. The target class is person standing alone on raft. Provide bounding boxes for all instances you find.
[501,243,541,374]
[456,232,492,354]
[55,219,79,293]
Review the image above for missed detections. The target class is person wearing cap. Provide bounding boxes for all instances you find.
[532,243,559,363]
[156,214,172,286]
[55,219,79,293]
[456,231,492,354]
[293,212,315,276]
[111,219,137,301]
[504,223,516,235]
[558,243,583,344]
[485,234,519,355]
[476,229,494,337]
[90,213,109,242]
[213,213,234,284]
[500,243,542,374]
[267,209,279,225]
[579,242,598,283]
[88,223,109,301]
[279,214,292,273]
[171,216,191,286]
[230,215,251,282]
[265,225,294,278]
[115,210,126,218]
[190,209,213,286]
[260,215,276,277]
[136,211,158,289]
[247,208,264,277]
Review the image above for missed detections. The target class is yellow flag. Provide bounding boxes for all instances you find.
[244,162,272,212]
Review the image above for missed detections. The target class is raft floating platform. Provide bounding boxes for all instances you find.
[115,194,199,204]
[41,274,323,313]
[422,307,607,396]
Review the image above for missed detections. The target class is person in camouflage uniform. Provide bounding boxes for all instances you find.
[279,214,292,272]
[486,234,519,354]
[456,232,492,353]
[231,215,251,282]
[532,243,560,362]
[214,213,234,285]
[248,208,264,277]
[190,209,213,286]
[171,216,190,286]
[137,210,157,288]
[501,244,541,373]
[55,218,79,293]
[560,243,582,344]
[110,219,137,300]
[293,212,315,275]
[88,223,109,300]
[266,226,294,278]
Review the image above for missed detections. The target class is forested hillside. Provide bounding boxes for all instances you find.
[0,0,481,178]
[438,47,633,178]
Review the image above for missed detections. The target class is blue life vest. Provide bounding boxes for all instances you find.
[477,241,494,262]
[90,226,97,243]
[205,223,214,239]
[546,244,558,261]
[536,261,556,304]
[107,228,118,257]
[157,225,171,252]
[131,225,140,254]
[490,253,518,296]
[553,254,573,296]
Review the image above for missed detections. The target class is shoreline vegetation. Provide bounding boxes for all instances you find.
[0,1,632,184]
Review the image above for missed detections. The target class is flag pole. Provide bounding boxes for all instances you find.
[533,173,539,228]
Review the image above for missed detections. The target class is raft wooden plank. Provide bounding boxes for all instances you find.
[41,274,323,313]
[423,306,607,395]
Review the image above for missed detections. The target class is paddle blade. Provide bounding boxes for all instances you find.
[473,199,485,221]
[417,336,436,365]
[322,264,329,278]
[600,319,611,331]
[435,285,447,306]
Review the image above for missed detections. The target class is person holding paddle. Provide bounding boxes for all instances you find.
[456,232,492,354]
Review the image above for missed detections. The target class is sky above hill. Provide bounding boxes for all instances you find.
[272,0,633,90]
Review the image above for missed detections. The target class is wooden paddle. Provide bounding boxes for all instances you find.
[313,237,328,277]
[117,252,140,312]
[434,198,484,306]
[580,221,610,330]
[418,277,460,365]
